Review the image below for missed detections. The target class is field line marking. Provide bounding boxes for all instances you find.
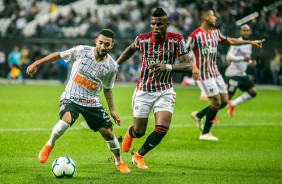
[0,122,281,132]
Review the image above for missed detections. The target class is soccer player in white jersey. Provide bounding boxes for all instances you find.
[186,9,265,141]
[26,29,130,173]
[116,8,199,169]
[225,24,257,117]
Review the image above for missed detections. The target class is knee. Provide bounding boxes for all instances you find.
[219,102,227,109]
[250,92,257,98]
[130,126,145,138]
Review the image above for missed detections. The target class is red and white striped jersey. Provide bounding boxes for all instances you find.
[186,27,226,80]
[59,45,117,107]
[134,32,187,92]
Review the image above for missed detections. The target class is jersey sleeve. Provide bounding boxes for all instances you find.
[226,46,245,62]
[103,60,118,89]
[178,37,188,56]
[103,71,116,89]
[60,45,82,62]
[218,30,227,43]
[133,36,140,49]
[186,36,195,53]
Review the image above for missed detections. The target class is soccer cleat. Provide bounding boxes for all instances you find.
[227,101,234,117]
[199,132,218,141]
[38,144,53,163]
[213,117,220,124]
[122,126,133,152]
[116,162,131,173]
[132,153,148,169]
[191,111,203,131]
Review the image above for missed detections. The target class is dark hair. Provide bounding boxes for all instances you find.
[200,8,212,19]
[151,7,167,17]
[99,29,115,41]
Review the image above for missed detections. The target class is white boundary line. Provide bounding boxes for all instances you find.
[0,122,281,132]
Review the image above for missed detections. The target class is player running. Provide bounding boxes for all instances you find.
[116,7,199,169]
[225,24,258,117]
[26,29,130,173]
[186,9,265,141]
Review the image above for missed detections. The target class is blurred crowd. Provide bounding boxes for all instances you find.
[0,0,282,85]
[0,0,281,38]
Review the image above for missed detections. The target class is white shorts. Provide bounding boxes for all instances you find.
[132,88,176,118]
[196,75,227,97]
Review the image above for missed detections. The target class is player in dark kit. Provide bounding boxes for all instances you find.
[116,7,199,169]
[187,9,265,141]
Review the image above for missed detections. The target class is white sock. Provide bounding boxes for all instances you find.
[47,120,70,147]
[106,136,121,165]
[231,92,252,107]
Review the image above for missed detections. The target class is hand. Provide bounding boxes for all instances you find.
[251,39,265,48]
[26,63,38,77]
[243,55,251,61]
[110,110,121,126]
[148,63,166,74]
[192,64,200,80]
[249,60,257,67]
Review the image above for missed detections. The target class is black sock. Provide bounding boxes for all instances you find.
[138,125,168,156]
[197,106,209,119]
[219,102,227,109]
[202,106,218,134]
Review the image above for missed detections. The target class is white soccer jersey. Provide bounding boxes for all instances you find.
[225,37,252,77]
[59,45,117,107]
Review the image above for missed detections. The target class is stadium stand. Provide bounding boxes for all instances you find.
[0,0,281,84]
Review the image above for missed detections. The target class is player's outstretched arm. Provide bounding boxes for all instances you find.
[103,87,121,126]
[226,37,265,48]
[26,52,61,77]
[116,43,138,65]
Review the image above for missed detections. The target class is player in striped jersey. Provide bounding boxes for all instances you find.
[187,9,265,141]
[26,29,130,173]
[117,8,199,169]
[225,24,257,118]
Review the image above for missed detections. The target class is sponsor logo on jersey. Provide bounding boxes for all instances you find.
[74,74,98,90]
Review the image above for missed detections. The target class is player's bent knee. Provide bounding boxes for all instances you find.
[130,126,145,138]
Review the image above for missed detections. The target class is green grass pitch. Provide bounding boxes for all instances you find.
[0,83,281,184]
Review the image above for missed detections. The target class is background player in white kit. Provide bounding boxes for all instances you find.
[26,29,130,173]
[225,24,257,117]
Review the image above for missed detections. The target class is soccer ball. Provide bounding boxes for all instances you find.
[51,156,76,178]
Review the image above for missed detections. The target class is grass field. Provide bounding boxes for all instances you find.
[0,83,281,184]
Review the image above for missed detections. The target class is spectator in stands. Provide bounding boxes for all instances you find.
[19,45,30,79]
[0,45,6,77]
[254,50,266,84]
[270,48,281,85]
[7,46,23,84]
[57,44,69,84]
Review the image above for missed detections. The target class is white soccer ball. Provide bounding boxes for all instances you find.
[51,156,76,178]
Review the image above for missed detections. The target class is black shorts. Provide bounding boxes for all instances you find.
[225,76,254,95]
[59,99,113,131]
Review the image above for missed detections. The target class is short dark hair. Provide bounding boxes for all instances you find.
[99,29,115,41]
[151,7,167,17]
[201,8,212,17]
